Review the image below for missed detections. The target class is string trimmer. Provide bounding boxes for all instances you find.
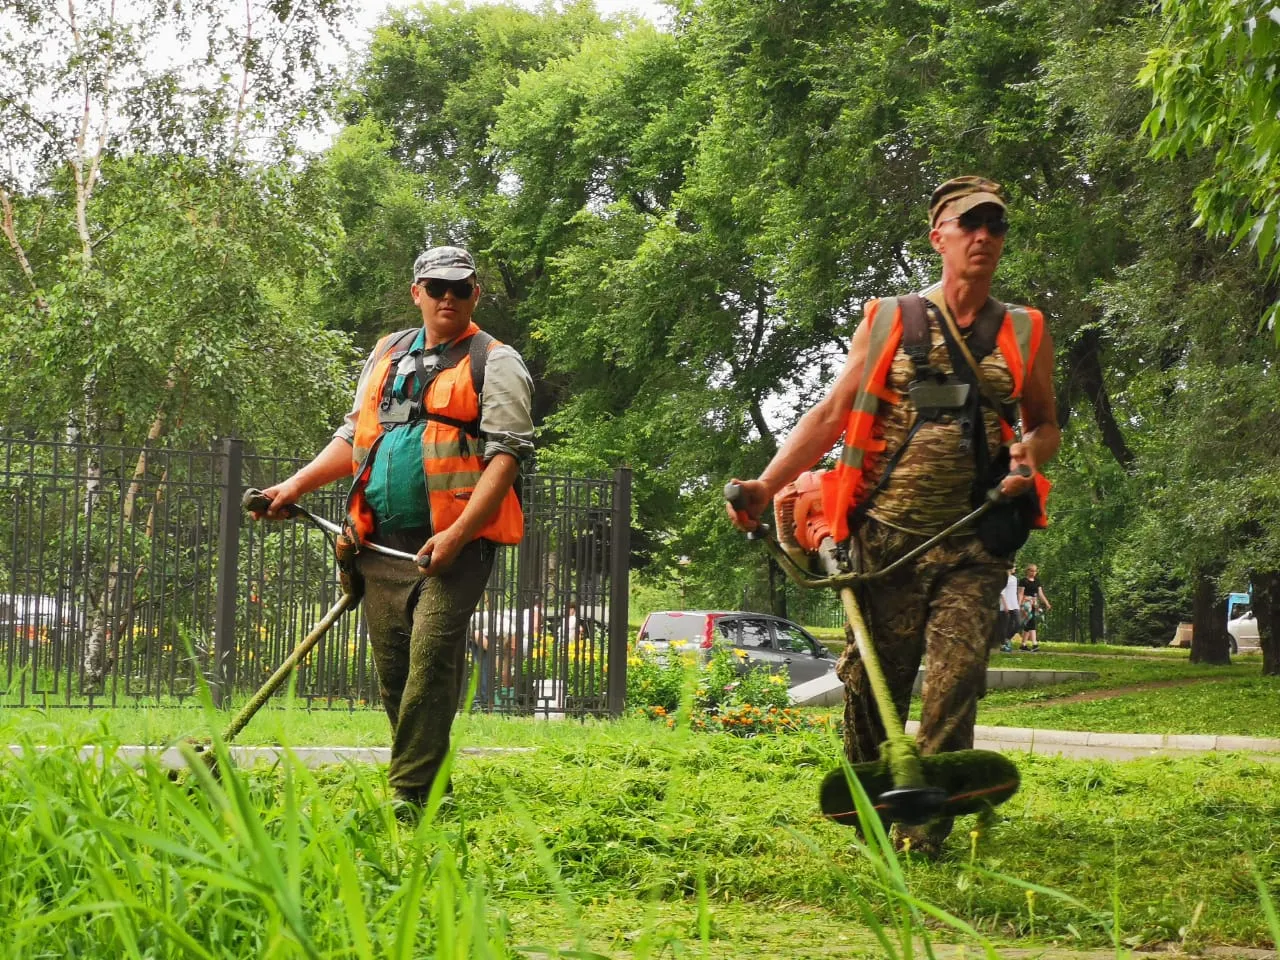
[212,489,423,748]
[724,471,1023,832]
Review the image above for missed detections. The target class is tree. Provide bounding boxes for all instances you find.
[0,0,356,685]
[1141,0,1280,336]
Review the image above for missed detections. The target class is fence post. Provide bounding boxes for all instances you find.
[606,466,632,717]
[212,437,243,707]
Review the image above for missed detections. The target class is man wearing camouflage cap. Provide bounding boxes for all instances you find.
[728,177,1059,856]
[257,244,533,811]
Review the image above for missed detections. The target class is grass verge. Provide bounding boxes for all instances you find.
[2,708,1278,956]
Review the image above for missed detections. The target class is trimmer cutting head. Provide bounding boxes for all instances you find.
[819,749,1020,831]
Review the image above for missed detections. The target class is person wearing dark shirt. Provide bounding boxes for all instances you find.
[1017,564,1051,650]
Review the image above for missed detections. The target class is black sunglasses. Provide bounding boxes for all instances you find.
[417,277,475,300]
[939,209,1009,236]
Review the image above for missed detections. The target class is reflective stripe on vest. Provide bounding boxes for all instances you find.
[345,321,524,546]
[822,297,1047,542]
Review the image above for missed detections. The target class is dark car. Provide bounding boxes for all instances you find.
[635,610,836,686]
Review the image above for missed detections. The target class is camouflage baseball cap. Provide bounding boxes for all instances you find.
[929,176,1007,226]
[412,245,477,282]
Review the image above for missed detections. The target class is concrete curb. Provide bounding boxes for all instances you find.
[903,722,1280,760]
[950,946,1274,959]
[6,744,534,770]
[11,726,1280,770]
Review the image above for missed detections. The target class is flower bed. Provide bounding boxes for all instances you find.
[628,644,830,736]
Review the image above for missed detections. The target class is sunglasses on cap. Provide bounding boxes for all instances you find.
[937,209,1009,236]
[417,277,475,300]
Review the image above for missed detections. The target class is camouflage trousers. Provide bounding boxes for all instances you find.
[357,533,493,803]
[836,517,1007,765]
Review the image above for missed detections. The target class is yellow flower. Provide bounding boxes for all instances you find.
[732,649,748,659]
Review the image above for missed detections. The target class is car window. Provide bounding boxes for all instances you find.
[715,619,737,643]
[737,619,770,649]
[774,623,816,654]
[640,613,707,642]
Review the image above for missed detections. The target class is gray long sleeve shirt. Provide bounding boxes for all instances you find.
[334,331,535,465]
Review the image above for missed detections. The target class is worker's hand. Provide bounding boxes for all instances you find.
[725,478,771,532]
[253,479,302,519]
[416,529,465,576]
[999,443,1037,498]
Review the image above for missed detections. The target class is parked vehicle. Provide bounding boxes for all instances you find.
[1226,591,1260,653]
[1168,592,1262,652]
[635,610,836,686]
[0,594,81,643]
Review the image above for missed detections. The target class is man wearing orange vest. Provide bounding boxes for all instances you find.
[728,177,1059,856]
[257,245,533,810]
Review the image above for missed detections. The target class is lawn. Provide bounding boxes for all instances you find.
[3,703,1280,957]
[816,641,1280,739]
[4,647,1280,957]
[975,650,1280,737]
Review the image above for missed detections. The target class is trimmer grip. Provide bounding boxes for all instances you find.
[724,481,771,539]
[723,482,746,509]
[242,487,298,518]
[988,465,1034,503]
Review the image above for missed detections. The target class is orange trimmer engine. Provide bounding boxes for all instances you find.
[773,470,834,571]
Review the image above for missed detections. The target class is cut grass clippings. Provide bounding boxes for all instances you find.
[2,710,1279,956]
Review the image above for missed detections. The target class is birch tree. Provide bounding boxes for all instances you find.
[0,0,353,686]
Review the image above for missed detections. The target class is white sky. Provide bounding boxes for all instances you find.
[351,0,671,35]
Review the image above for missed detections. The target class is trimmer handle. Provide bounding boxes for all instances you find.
[723,481,771,540]
[987,464,1034,503]
[242,487,298,519]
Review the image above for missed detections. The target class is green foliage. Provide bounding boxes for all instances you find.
[624,646,695,714]
[626,644,805,737]
[626,644,792,714]
[4,711,1280,952]
[694,645,792,714]
[1142,0,1280,335]
[0,1,357,452]
[1104,547,1191,647]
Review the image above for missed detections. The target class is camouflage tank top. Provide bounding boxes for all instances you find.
[862,293,1015,536]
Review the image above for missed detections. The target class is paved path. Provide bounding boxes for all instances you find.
[914,722,1280,761]
[9,726,1280,769]
[6,743,532,769]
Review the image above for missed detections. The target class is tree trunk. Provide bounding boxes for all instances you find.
[82,378,177,686]
[768,558,787,619]
[1189,568,1231,665]
[1089,576,1105,643]
[1065,327,1135,467]
[1254,571,1279,676]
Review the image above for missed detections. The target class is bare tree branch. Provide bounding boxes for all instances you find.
[0,185,48,311]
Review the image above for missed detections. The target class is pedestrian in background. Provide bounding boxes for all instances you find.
[999,565,1020,652]
[1017,563,1051,650]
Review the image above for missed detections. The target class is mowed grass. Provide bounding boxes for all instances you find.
[2,708,1279,957]
[796,640,1279,739]
[976,650,1279,737]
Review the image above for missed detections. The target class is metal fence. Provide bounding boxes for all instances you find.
[0,435,630,716]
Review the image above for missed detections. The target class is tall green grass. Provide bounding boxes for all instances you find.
[4,712,1280,956]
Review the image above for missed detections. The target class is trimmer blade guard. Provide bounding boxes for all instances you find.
[819,749,1020,831]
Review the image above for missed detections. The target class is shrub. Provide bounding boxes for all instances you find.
[625,644,696,713]
[628,644,820,736]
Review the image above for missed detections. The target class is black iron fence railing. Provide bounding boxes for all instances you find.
[0,435,630,716]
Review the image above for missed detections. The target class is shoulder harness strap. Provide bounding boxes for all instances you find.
[898,294,931,368]
[417,330,497,451]
[467,329,495,398]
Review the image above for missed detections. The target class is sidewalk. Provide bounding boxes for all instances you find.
[6,743,532,769]
[10,726,1280,769]
[910,721,1280,761]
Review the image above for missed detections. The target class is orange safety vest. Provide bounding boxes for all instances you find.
[346,321,525,546]
[821,296,1051,543]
